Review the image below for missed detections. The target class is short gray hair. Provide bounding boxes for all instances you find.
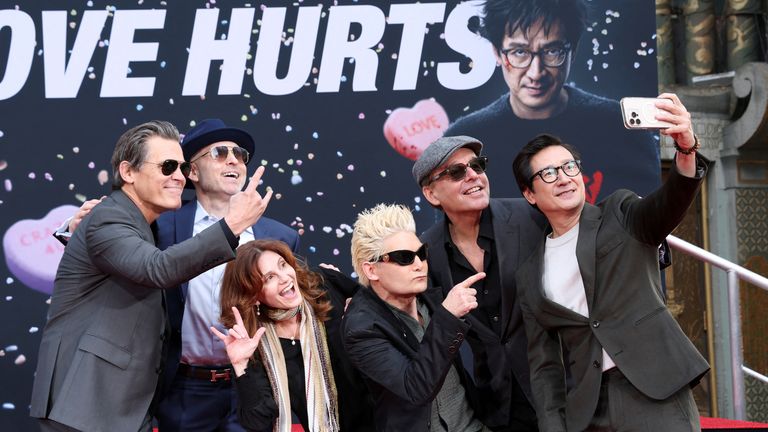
[111,120,180,190]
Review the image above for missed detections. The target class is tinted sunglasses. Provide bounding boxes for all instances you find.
[428,156,488,185]
[375,244,428,266]
[192,145,250,164]
[148,159,191,177]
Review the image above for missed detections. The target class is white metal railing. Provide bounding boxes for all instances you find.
[666,234,768,421]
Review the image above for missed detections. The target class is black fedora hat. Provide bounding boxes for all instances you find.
[181,119,255,164]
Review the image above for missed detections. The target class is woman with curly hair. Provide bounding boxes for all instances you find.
[211,239,373,432]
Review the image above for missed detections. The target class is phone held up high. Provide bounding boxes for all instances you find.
[620,97,674,130]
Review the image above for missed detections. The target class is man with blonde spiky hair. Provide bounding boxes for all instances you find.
[343,203,490,432]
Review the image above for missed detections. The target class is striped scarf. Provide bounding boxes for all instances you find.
[258,299,340,432]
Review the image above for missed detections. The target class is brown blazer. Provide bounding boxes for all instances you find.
[516,156,710,432]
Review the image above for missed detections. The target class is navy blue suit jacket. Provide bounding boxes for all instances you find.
[156,199,300,395]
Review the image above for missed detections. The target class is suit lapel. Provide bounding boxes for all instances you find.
[522,228,588,322]
[577,204,601,311]
[175,200,197,301]
[490,200,520,340]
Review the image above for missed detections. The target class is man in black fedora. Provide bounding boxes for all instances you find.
[154,119,300,431]
[55,119,299,431]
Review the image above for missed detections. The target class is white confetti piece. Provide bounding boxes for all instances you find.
[309,246,316,253]
[336,173,343,180]
[136,104,143,111]
[5,296,11,301]
[347,164,354,171]
[98,170,109,185]
[380,171,387,177]
[333,249,340,256]
[285,125,293,132]
[88,162,95,169]
[5,345,18,352]
[0,130,4,138]
[291,174,303,185]
[359,186,365,192]
[14,354,26,365]
[5,277,12,284]
[4,179,12,191]
[29,327,38,333]
[358,112,365,120]
[28,172,36,179]
[312,132,319,139]
[322,226,332,233]
[0,160,7,171]
[2,403,14,410]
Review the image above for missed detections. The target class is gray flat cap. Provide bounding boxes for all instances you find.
[412,135,483,186]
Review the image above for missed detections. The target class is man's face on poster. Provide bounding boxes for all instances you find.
[495,19,573,120]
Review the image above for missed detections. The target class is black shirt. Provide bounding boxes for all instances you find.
[444,208,504,336]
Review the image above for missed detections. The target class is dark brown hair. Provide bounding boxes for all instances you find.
[220,240,331,334]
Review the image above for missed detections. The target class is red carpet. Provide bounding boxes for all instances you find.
[702,416,768,430]
[152,417,768,431]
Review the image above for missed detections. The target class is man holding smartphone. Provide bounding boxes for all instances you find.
[511,93,707,431]
[445,0,661,202]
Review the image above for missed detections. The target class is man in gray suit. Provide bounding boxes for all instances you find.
[30,120,273,432]
[511,94,709,431]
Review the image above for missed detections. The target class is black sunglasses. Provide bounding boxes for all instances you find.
[428,156,488,185]
[375,244,428,266]
[147,159,192,177]
[191,146,250,164]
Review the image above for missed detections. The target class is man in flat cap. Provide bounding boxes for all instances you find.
[414,136,545,431]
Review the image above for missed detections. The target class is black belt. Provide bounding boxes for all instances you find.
[177,364,232,382]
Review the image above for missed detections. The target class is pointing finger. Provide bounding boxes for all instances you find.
[460,272,486,287]
[244,166,265,193]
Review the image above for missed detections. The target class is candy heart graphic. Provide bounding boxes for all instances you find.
[383,98,450,160]
[3,205,78,295]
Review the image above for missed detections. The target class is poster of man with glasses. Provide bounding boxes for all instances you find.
[443,0,660,202]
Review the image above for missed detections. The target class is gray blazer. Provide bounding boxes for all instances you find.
[516,157,711,432]
[30,190,237,432]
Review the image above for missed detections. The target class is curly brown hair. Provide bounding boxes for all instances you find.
[220,240,332,335]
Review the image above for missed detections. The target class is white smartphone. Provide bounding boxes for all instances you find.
[620,97,674,129]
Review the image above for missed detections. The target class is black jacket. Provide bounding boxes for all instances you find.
[342,286,478,432]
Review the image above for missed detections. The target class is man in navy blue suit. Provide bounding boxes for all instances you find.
[154,119,299,431]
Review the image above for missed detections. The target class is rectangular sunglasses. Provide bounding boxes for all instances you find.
[375,244,428,266]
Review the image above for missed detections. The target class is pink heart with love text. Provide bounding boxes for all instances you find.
[3,205,78,295]
[383,98,449,161]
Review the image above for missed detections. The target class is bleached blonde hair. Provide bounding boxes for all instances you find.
[351,203,416,286]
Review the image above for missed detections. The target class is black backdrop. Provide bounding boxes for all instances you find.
[0,1,657,428]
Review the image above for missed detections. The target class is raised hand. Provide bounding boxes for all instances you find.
[210,306,266,376]
[655,93,694,149]
[224,165,274,236]
[69,196,107,232]
[442,272,486,318]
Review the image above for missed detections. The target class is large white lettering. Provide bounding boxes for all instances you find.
[437,1,495,90]
[1,3,494,100]
[182,8,254,96]
[0,10,35,100]
[389,3,446,91]
[317,5,385,93]
[253,6,321,96]
[101,9,165,97]
[42,10,108,98]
